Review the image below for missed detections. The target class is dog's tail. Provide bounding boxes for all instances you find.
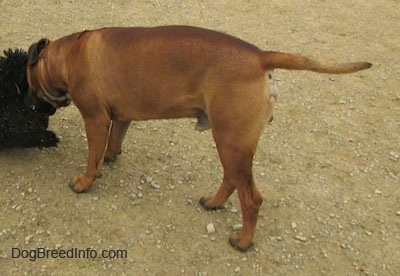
[261,51,372,74]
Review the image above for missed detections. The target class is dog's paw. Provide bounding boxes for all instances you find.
[104,149,122,163]
[229,233,254,252]
[70,175,93,193]
[199,196,225,210]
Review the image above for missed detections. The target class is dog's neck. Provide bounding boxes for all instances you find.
[44,33,82,93]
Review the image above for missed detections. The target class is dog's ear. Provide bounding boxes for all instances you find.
[27,38,49,67]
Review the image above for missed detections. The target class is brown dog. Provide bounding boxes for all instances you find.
[27,25,371,251]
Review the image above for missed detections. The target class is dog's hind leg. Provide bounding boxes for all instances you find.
[204,132,264,251]
[104,120,131,163]
[200,78,273,251]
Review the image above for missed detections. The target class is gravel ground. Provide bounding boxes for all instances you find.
[1,0,399,275]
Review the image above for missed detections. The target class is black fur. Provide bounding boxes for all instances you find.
[0,48,58,149]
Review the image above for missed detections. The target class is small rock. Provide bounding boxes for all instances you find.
[146,176,153,183]
[389,151,399,161]
[234,266,241,273]
[206,223,216,234]
[396,211,400,216]
[230,207,238,213]
[232,224,243,231]
[374,189,382,195]
[269,236,283,242]
[25,234,33,244]
[291,222,297,229]
[294,235,307,242]
[150,181,160,189]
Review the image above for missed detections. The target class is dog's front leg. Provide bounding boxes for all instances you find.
[70,116,111,193]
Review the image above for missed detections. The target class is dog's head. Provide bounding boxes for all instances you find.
[0,49,29,103]
[0,48,56,116]
[27,38,71,109]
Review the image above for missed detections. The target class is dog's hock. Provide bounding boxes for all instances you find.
[195,110,211,131]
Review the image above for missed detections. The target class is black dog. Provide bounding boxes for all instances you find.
[0,48,58,149]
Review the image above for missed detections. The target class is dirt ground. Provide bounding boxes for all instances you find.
[1,0,399,275]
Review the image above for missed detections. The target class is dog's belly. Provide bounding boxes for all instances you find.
[105,85,204,122]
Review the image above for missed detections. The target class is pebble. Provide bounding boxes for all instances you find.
[234,266,241,273]
[294,235,307,242]
[206,223,216,234]
[291,222,297,229]
[150,181,160,189]
[25,234,33,244]
[269,236,283,242]
[389,151,399,161]
[396,211,400,216]
[232,224,243,231]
